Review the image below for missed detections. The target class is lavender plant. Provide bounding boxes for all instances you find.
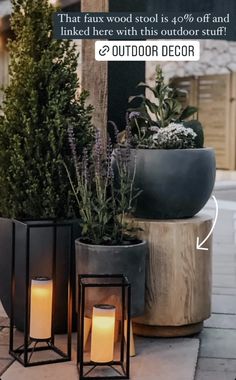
[64,127,140,245]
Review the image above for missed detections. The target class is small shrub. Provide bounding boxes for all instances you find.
[0,0,94,218]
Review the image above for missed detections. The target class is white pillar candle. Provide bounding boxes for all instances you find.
[91,304,116,363]
[84,317,92,349]
[30,277,53,340]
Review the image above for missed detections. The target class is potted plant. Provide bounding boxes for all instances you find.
[64,128,148,317]
[0,0,94,332]
[113,67,215,337]
[118,66,216,219]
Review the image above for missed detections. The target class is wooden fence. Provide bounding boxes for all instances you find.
[172,73,236,170]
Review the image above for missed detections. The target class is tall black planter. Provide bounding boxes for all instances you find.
[114,148,216,219]
[0,218,81,333]
[75,239,147,318]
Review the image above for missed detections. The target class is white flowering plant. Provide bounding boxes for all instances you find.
[122,65,204,149]
[152,123,197,149]
[122,121,198,149]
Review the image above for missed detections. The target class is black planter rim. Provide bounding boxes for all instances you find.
[75,238,147,249]
[0,217,79,224]
[129,147,214,152]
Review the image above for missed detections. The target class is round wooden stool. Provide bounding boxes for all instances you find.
[132,215,213,337]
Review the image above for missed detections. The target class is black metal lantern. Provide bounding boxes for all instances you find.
[9,219,73,367]
[77,274,131,380]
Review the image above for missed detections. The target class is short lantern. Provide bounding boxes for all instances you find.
[9,220,73,367]
[77,274,131,380]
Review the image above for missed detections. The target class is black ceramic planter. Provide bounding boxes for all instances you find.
[123,148,216,219]
[0,218,81,333]
[75,239,147,318]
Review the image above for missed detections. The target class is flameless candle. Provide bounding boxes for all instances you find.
[30,277,53,341]
[91,304,116,363]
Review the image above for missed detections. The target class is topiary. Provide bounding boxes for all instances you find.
[0,0,94,219]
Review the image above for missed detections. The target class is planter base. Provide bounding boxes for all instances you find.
[131,215,213,336]
[75,239,147,318]
[133,321,203,338]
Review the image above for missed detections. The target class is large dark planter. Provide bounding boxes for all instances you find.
[75,239,147,317]
[128,148,216,219]
[0,218,81,333]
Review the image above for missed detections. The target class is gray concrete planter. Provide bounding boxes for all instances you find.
[75,239,147,317]
[0,218,81,333]
[130,148,216,219]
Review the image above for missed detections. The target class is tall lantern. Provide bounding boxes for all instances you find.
[77,274,131,380]
[9,220,73,366]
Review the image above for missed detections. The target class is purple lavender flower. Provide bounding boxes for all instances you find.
[106,138,113,180]
[108,120,119,144]
[125,125,132,150]
[94,129,103,177]
[81,148,89,186]
[129,111,141,120]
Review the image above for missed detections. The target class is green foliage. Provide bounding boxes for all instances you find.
[183,120,204,148]
[0,0,94,218]
[128,66,197,128]
[126,65,204,149]
[64,129,141,245]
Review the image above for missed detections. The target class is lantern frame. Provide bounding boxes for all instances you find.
[9,219,73,367]
[77,274,131,380]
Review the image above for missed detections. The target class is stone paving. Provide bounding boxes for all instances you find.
[195,189,236,380]
[0,308,199,380]
[0,305,12,378]
[1,183,236,379]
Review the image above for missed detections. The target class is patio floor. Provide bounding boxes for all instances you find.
[195,184,236,380]
[1,180,236,379]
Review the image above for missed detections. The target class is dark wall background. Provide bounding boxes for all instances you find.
[108,0,146,133]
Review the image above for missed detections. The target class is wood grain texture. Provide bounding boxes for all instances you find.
[132,215,213,327]
[133,321,203,337]
[230,72,236,170]
[81,0,109,144]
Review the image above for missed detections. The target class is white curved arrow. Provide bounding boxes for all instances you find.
[196,195,218,251]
